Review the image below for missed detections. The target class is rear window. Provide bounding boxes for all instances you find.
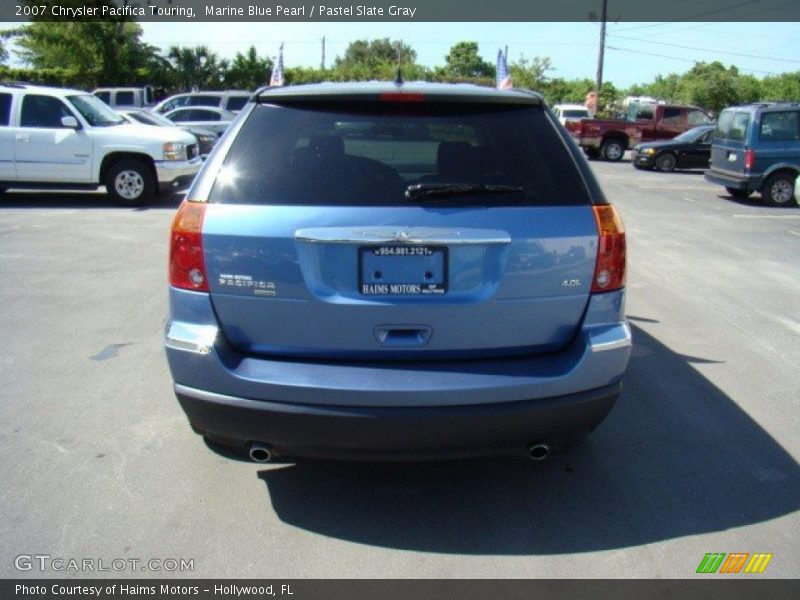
[716,110,750,142]
[662,107,682,125]
[116,91,135,106]
[187,95,221,107]
[627,103,654,121]
[93,91,111,105]
[562,109,588,119]
[759,111,799,141]
[209,102,591,206]
[226,95,250,111]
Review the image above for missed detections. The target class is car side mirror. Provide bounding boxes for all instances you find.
[61,116,80,129]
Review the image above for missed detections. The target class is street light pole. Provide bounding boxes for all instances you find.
[594,0,608,116]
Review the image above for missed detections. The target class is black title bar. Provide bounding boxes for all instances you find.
[3,0,800,22]
[3,579,800,600]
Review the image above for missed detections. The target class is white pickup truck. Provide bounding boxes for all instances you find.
[0,83,202,205]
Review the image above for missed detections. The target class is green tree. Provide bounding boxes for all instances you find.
[640,73,682,102]
[443,42,494,78]
[167,45,228,91]
[509,55,553,90]
[335,38,416,71]
[224,46,272,90]
[11,22,161,88]
[5,1,165,88]
[540,77,594,105]
[676,62,744,113]
[760,71,800,101]
[0,39,6,65]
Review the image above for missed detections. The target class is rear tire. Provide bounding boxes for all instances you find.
[761,172,796,207]
[105,159,155,207]
[601,138,625,162]
[725,186,752,199]
[655,152,677,172]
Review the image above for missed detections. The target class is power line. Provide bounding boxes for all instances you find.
[614,0,761,32]
[605,45,777,75]
[613,20,800,42]
[608,33,800,64]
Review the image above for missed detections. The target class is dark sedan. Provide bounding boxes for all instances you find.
[632,125,715,172]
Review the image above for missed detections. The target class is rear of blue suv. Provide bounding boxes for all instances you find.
[165,83,631,461]
[705,102,800,206]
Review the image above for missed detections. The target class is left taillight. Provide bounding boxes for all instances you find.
[744,148,755,171]
[591,204,626,293]
[169,200,208,292]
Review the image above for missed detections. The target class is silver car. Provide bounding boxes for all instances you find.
[153,91,252,115]
[163,107,234,138]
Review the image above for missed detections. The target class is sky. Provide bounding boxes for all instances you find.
[5,21,800,87]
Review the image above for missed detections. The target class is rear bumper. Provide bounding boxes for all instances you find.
[176,381,622,460]
[704,168,761,191]
[165,288,631,459]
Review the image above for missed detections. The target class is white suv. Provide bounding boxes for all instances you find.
[0,83,202,205]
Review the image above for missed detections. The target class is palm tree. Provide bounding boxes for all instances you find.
[167,45,228,91]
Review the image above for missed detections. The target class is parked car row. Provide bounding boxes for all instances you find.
[91,87,252,115]
[116,109,218,158]
[629,102,799,208]
[95,89,246,160]
[705,102,800,206]
[570,101,714,161]
[0,83,201,205]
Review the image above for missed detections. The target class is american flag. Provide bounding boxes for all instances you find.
[270,43,284,87]
[496,48,512,90]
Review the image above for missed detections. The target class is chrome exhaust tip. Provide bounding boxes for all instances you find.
[248,443,272,463]
[528,443,550,461]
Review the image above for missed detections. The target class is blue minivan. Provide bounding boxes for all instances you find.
[164,82,631,462]
[705,102,800,206]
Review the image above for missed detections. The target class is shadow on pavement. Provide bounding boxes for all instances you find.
[256,323,800,555]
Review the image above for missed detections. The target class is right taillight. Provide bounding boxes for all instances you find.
[744,149,755,171]
[592,204,626,293]
[169,200,208,292]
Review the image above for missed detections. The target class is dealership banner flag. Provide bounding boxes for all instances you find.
[496,48,512,90]
[270,43,285,87]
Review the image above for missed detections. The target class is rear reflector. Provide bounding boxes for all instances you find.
[744,149,755,171]
[169,200,208,292]
[592,204,626,293]
[379,92,425,102]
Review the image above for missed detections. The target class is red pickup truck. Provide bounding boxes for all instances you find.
[568,103,714,161]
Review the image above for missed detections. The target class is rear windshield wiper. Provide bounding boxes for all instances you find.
[405,183,524,201]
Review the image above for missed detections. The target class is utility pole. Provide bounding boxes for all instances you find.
[321,36,326,70]
[594,0,608,116]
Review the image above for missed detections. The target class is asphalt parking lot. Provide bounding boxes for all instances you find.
[1,160,798,579]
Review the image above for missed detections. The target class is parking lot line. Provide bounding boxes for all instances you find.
[635,185,712,190]
[789,230,800,237]
[732,214,800,220]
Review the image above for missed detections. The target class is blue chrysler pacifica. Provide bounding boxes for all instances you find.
[165,82,631,462]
